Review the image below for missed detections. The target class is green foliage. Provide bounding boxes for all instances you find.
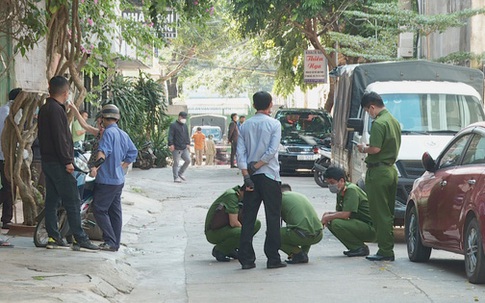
[229,0,485,97]
[436,51,485,66]
[166,0,275,97]
[103,72,171,167]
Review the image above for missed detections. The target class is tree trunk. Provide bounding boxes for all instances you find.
[2,91,45,225]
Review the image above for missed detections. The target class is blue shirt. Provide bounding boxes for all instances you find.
[236,113,281,181]
[96,123,138,185]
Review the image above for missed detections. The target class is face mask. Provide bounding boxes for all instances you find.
[328,183,340,194]
[180,118,187,124]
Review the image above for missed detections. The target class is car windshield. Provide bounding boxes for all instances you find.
[276,111,332,145]
[380,93,484,133]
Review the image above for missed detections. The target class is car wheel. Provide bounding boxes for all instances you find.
[464,218,485,284]
[405,204,431,262]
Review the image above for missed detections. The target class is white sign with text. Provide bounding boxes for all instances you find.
[304,50,327,83]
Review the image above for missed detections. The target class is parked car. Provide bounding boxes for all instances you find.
[274,108,332,174]
[406,122,485,284]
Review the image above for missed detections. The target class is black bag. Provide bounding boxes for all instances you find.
[210,204,230,230]
[210,203,243,230]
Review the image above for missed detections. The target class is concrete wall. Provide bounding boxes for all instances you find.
[419,0,485,68]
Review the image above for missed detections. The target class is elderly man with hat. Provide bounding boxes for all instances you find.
[168,111,191,183]
[90,104,138,251]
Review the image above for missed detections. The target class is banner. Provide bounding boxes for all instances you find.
[304,50,327,83]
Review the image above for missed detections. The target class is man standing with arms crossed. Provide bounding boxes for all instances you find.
[38,76,98,251]
[357,92,401,261]
[237,91,286,270]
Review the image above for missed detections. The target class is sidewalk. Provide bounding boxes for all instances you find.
[1,166,485,302]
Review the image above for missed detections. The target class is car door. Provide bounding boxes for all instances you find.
[421,133,472,247]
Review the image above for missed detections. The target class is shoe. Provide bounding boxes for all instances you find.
[178,174,186,181]
[2,222,12,229]
[366,254,395,261]
[241,263,256,270]
[99,242,118,252]
[227,249,238,259]
[343,250,350,256]
[174,177,182,183]
[267,261,287,269]
[212,247,230,262]
[46,237,69,249]
[72,239,99,251]
[346,246,370,257]
[285,251,309,264]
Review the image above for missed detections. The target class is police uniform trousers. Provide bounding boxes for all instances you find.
[93,183,124,250]
[206,220,261,255]
[280,228,323,255]
[327,219,376,250]
[365,165,398,257]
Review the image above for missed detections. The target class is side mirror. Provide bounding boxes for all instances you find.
[422,152,436,172]
[347,118,364,135]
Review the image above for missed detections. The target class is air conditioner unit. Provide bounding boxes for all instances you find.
[398,32,414,58]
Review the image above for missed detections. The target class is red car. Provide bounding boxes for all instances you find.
[406,122,485,284]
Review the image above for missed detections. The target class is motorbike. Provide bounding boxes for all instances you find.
[313,137,332,188]
[134,141,156,170]
[33,147,103,247]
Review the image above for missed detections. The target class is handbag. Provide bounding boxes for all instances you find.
[210,203,243,230]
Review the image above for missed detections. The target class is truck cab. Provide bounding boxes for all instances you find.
[331,61,485,225]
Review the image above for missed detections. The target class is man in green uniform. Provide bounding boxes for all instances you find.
[357,91,401,261]
[205,185,261,262]
[321,167,376,257]
[280,184,323,264]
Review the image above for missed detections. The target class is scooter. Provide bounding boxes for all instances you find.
[134,141,156,170]
[33,148,103,247]
[313,137,332,188]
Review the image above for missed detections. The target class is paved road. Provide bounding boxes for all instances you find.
[1,166,485,302]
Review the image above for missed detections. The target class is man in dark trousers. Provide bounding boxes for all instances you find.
[228,113,239,168]
[90,104,137,251]
[357,92,401,261]
[168,111,190,183]
[0,88,21,229]
[37,76,98,251]
[236,91,286,270]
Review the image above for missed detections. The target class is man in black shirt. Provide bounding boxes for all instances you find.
[38,76,98,251]
[168,111,190,183]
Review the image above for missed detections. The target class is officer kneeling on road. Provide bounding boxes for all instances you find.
[280,184,323,264]
[321,167,376,257]
[205,185,261,262]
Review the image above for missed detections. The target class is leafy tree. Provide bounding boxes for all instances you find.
[229,0,485,111]
[0,0,214,224]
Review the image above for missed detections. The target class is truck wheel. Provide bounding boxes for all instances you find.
[465,218,485,284]
[405,204,431,262]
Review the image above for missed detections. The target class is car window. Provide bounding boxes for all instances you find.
[275,109,332,145]
[462,134,485,165]
[438,134,471,169]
